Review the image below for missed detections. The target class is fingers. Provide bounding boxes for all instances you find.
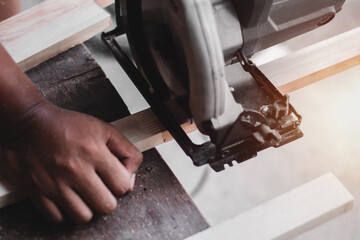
[72,171,117,216]
[96,150,134,194]
[54,186,93,224]
[30,194,63,223]
[29,179,93,224]
[107,125,143,174]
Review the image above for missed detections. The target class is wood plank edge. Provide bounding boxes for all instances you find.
[0,190,26,209]
[278,55,360,94]
[279,200,354,240]
[18,12,111,71]
[185,172,354,240]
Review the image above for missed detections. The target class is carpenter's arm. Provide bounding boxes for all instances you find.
[0,44,142,224]
[0,0,21,22]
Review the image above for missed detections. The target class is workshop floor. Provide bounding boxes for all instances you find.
[23,1,360,239]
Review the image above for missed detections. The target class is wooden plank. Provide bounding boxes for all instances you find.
[0,45,209,239]
[111,110,198,152]
[264,27,360,94]
[186,172,354,240]
[0,0,111,71]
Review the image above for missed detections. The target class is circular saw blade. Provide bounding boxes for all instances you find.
[124,0,189,99]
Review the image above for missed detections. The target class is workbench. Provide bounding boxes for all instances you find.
[0,44,209,239]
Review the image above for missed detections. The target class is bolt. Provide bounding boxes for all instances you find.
[318,14,335,26]
[221,150,230,158]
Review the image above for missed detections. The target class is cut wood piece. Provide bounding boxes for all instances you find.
[111,110,198,152]
[111,110,166,152]
[186,172,354,240]
[0,0,111,71]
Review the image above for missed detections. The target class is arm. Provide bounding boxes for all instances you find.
[0,0,21,22]
[0,44,142,224]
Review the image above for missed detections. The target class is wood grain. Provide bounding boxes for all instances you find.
[0,0,111,71]
[186,173,354,240]
[264,27,360,94]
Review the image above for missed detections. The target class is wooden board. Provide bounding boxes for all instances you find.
[263,27,360,94]
[111,110,198,152]
[0,44,209,239]
[0,0,111,71]
[186,172,354,240]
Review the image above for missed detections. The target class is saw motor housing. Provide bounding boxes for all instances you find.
[103,0,345,171]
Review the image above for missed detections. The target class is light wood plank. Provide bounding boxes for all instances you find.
[264,27,360,94]
[112,110,166,152]
[111,110,197,152]
[0,0,111,71]
[186,172,354,240]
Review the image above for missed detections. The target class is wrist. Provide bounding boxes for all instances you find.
[0,99,51,145]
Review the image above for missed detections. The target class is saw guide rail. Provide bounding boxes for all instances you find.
[0,0,358,239]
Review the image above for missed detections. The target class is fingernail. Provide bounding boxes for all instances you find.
[130,174,136,191]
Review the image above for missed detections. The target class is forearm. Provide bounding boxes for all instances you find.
[0,0,21,22]
[0,44,142,224]
[0,44,47,142]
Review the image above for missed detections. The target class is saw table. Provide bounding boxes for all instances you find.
[0,44,209,239]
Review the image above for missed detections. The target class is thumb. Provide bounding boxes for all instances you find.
[106,125,143,174]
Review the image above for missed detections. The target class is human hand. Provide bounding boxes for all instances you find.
[1,102,142,224]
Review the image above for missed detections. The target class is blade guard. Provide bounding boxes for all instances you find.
[168,0,242,132]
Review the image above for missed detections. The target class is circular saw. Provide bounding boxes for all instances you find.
[103,0,345,171]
